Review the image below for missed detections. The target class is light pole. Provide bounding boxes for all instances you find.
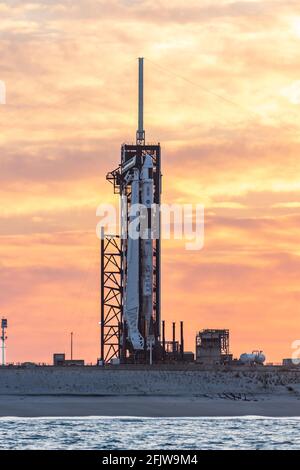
[71,332,73,360]
[1,319,8,366]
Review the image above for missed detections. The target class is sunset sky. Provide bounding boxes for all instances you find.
[1,0,300,363]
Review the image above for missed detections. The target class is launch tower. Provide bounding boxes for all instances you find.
[101,58,162,364]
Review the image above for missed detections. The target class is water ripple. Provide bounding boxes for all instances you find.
[0,417,299,450]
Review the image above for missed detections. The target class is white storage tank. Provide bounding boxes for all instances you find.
[240,350,265,365]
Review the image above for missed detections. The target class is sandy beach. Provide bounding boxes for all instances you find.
[1,394,300,417]
[1,366,300,417]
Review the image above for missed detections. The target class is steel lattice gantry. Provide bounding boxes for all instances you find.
[101,143,161,364]
[100,235,122,364]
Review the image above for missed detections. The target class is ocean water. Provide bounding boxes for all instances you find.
[0,417,299,450]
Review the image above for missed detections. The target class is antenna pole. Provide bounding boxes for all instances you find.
[136,57,145,144]
[1,319,7,366]
[70,331,73,360]
[1,328,4,366]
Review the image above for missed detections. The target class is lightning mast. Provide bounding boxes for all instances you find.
[136,57,145,145]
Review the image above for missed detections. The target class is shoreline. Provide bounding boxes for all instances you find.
[1,394,300,418]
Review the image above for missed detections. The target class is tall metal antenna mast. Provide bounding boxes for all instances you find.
[136,57,145,144]
[1,318,7,366]
[70,331,73,360]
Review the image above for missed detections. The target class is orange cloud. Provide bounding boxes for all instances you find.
[1,0,300,363]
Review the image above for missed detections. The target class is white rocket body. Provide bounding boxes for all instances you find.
[140,154,153,336]
[123,168,144,350]
[123,155,154,350]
